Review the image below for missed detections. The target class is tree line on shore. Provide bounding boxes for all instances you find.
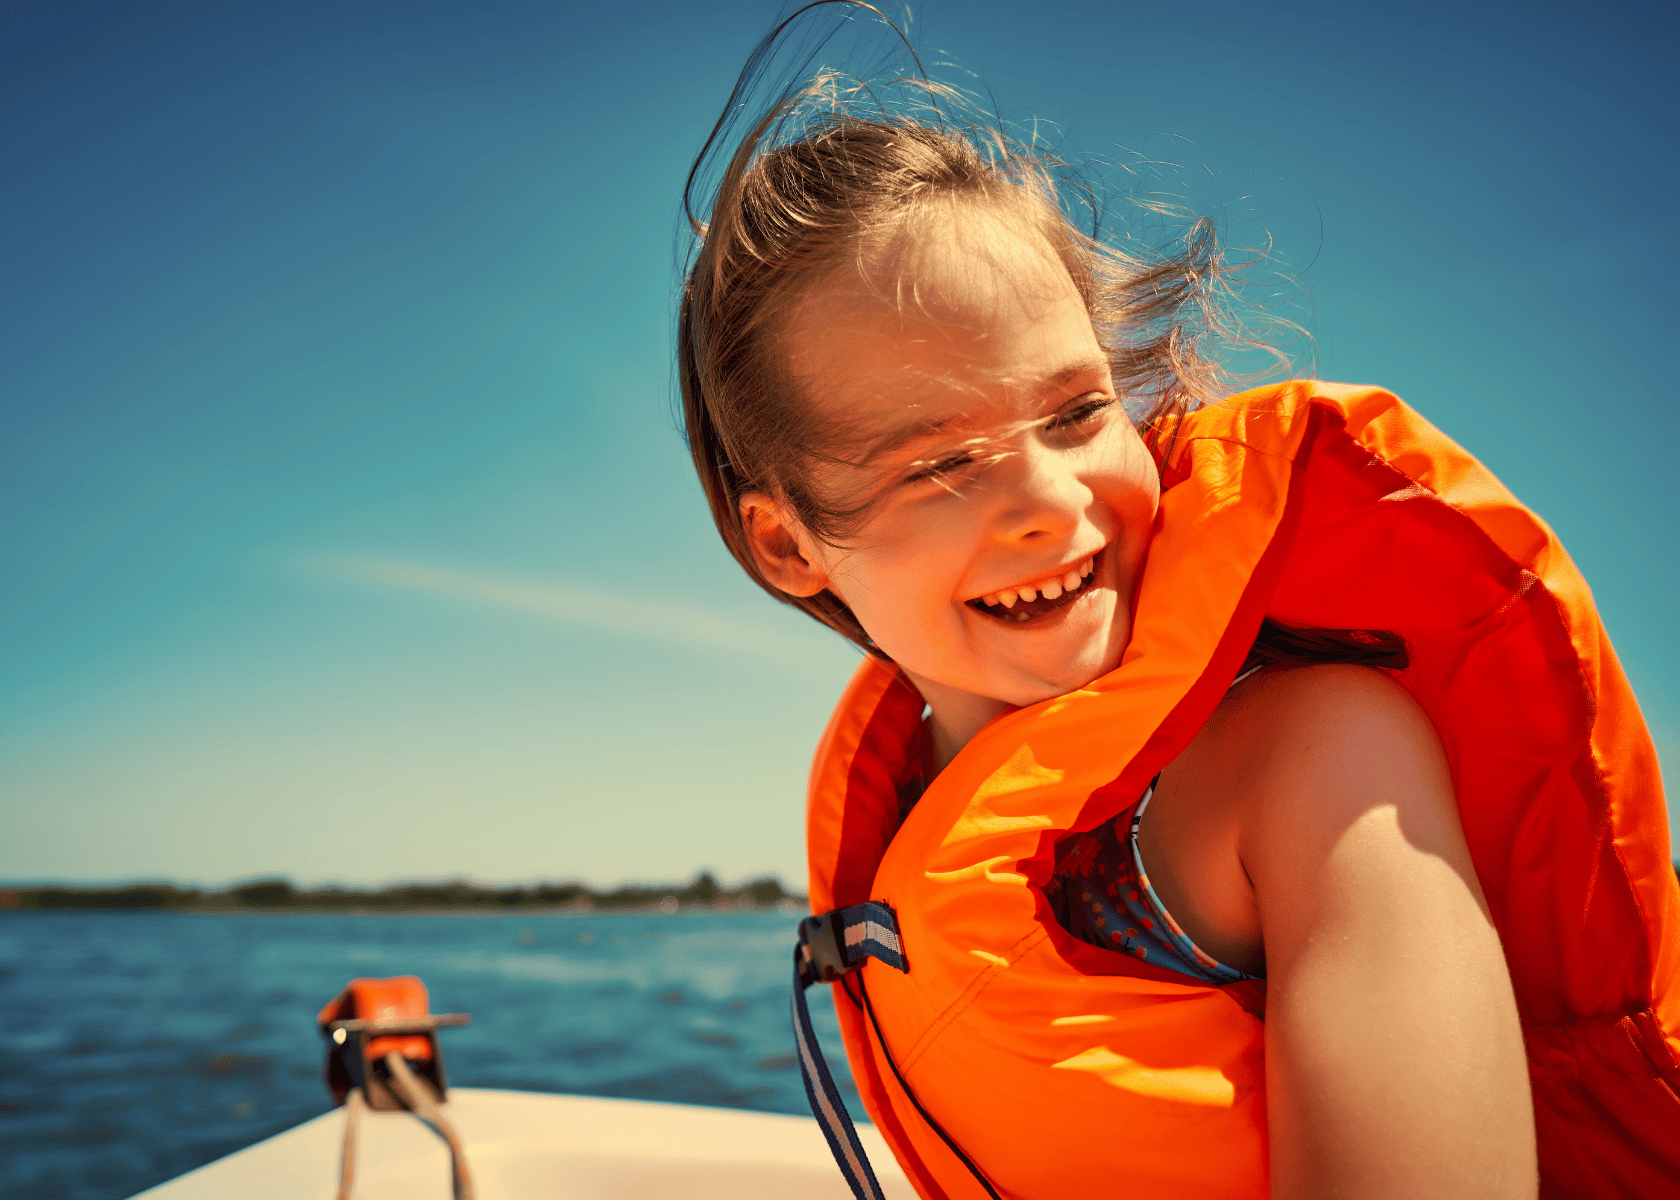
[0,871,799,911]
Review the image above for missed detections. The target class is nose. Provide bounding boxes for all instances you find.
[992,438,1088,545]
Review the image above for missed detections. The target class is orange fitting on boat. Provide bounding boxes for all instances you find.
[318,976,435,1062]
[318,975,468,1112]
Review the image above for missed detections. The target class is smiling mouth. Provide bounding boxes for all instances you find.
[966,550,1102,625]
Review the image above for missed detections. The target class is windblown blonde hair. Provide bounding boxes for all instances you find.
[678,7,1284,653]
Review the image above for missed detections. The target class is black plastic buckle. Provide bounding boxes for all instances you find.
[798,910,854,984]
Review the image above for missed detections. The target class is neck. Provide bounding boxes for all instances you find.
[900,667,1012,774]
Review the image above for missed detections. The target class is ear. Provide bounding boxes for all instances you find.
[739,492,831,598]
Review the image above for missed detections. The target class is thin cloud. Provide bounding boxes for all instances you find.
[322,557,829,663]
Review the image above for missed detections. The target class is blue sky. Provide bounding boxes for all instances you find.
[2,0,1674,889]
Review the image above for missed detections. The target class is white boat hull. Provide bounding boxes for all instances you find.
[127,1087,915,1199]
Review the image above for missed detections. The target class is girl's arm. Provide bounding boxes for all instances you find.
[1238,665,1537,1199]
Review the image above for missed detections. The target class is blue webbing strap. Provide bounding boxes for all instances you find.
[792,901,906,1200]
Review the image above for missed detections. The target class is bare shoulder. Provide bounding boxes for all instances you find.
[1212,663,1454,854]
[1221,661,1436,751]
[1163,662,1467,949]
[1140,664,1452,976]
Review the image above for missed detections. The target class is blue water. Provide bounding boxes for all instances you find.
[0,908,858,1200]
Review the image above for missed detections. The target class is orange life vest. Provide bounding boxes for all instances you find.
[806,382,1680,1199]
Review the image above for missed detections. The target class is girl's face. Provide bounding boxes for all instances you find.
[759,217,1161,714]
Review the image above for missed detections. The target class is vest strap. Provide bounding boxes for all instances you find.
[793,902,906,1200]
[798,901,907,986]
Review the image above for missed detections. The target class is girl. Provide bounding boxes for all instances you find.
[677,10,1680,1198]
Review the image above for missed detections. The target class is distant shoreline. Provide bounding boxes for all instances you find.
[0,872,806,914]
[0,902,808,917]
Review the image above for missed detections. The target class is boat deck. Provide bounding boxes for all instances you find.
[129,1087,914,1199]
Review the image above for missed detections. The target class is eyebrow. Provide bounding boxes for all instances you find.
[863,356,1113,459]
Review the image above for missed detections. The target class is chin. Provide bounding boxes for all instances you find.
[1021,627,1128,700]
[1004,653,1118,707]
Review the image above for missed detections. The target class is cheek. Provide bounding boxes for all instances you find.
[1100,449,1161,598]
[1121,494,1159,587]
[817,546,915,620]
[1093,427,1159,515]
[818,536,965,650]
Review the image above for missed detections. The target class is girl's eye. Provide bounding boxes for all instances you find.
[1046,396,1116,430]
[905,453,973,484]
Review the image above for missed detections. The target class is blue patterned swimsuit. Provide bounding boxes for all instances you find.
[1046,778,1260,985]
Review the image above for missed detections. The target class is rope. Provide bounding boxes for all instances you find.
[335,1086,363,1200]
[382,1052,477,1200]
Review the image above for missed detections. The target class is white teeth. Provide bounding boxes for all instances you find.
[978,556,1100,614]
